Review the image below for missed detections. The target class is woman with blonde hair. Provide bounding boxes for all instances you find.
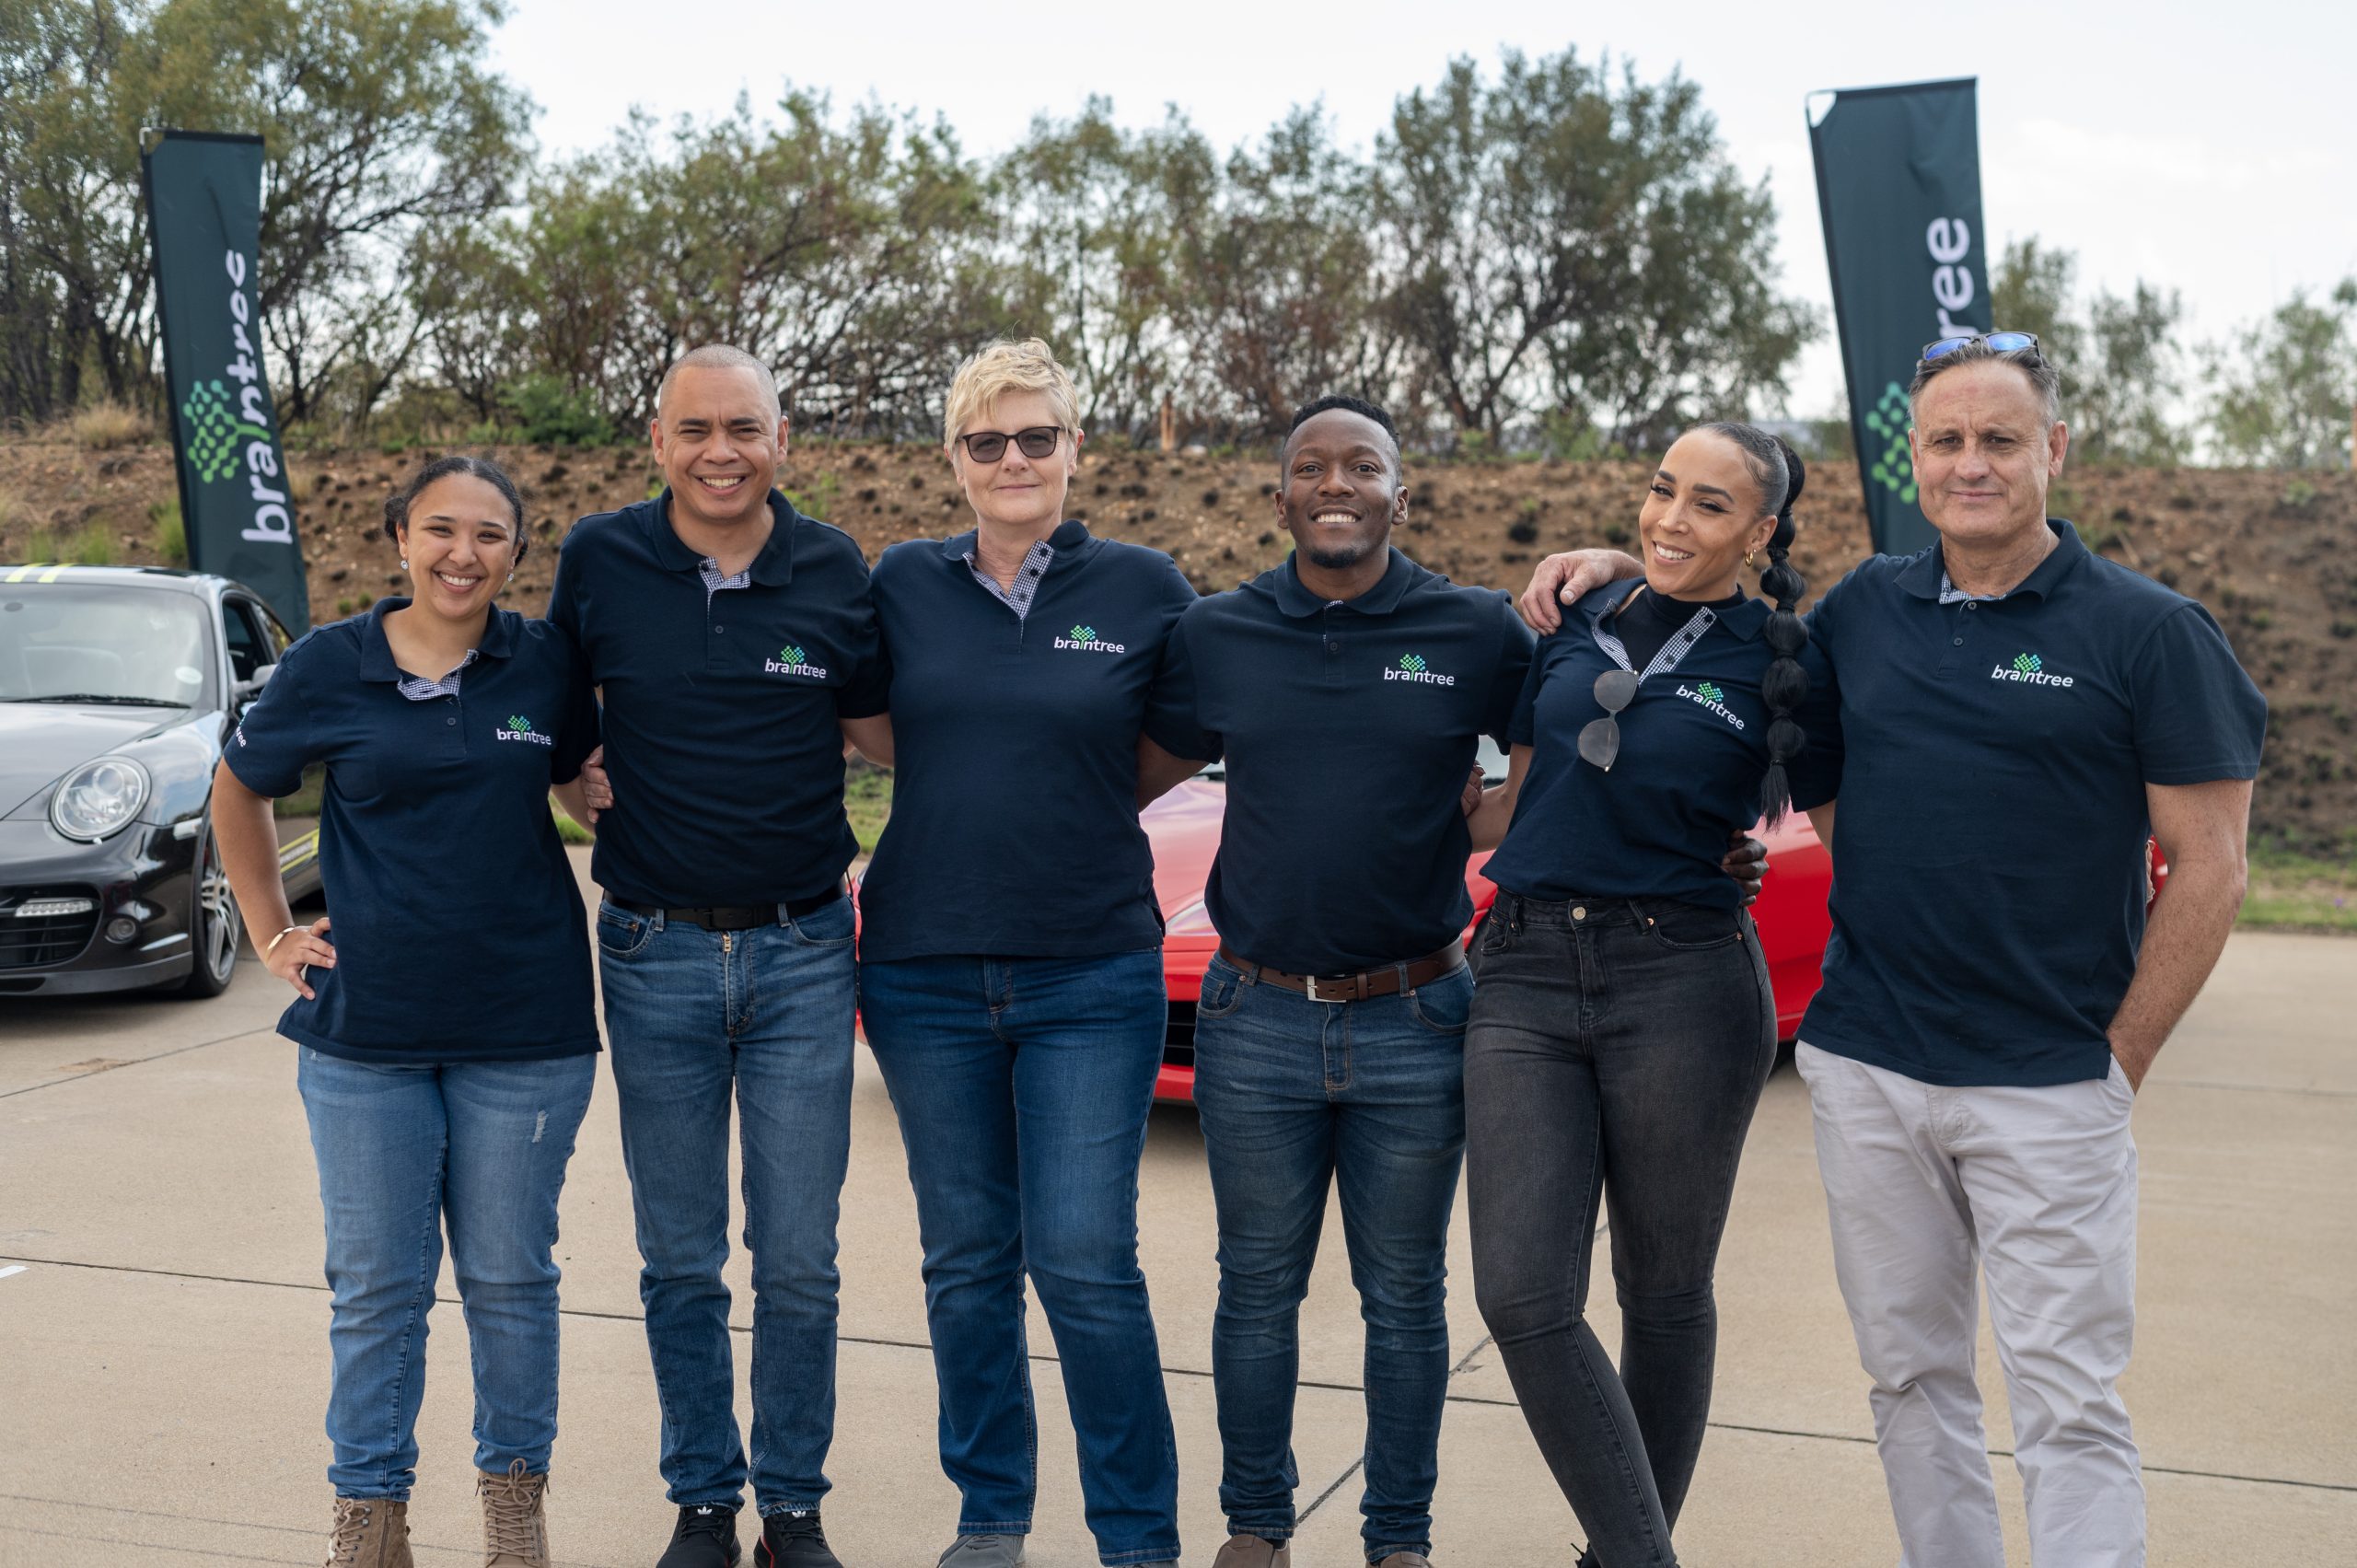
[858,339,1199,1568]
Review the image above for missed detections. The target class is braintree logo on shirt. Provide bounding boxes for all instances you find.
[1991,651,2074,688]
[496,714,554,746]
[764,642,830,679]
[1384,652,1456,687]
[1054,623,1127,654]
[1674,679,1747,729]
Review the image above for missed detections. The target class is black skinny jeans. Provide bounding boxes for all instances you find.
[1464,892,1776,1568]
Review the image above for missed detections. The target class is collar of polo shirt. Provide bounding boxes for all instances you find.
[1898,517,2088,604]
[644,487,802,587]
[1271,546,1419,619]
[937,516,1095,565]
[355,597,517,683]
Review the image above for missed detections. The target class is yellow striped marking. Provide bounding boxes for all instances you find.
[276,828,320,874]
[4,563,52,583]
[38,565,70,583]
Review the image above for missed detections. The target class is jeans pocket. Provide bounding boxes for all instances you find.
[1196,957,1247,1020]
[1475,907,1515,957]
[594,900,654,958]
[1641,902,1744,952]
[1408,965,1475,1036]
[789,894,854,949]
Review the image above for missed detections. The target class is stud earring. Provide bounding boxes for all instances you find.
[400,557,409,570]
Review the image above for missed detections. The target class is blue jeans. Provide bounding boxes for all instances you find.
[859,949,1178,1566]
[595,895,858,1513]
[297,1047,596,1498]
[1191,955,1471,1561]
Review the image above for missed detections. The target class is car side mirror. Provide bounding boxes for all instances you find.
[233,663,277,705]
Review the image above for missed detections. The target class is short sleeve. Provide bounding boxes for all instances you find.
[223,645,319,798]
[1143,610,1221,762]
[835,612,892,720]
[2129,603,2268,784]
[1485,597,1538,746]
[546,534,586,648]
[1505,631,1556,749]
[548,631,601,785]
[1784,629,1844,812]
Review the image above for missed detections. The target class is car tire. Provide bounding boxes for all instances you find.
[176,815,242,998]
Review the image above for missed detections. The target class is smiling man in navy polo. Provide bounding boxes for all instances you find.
[1521,337,2264,1568]
[1141,397,1533,1568]
[549,345,888,1568]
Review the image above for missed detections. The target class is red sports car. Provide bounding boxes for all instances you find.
[1143,741,1836,1103]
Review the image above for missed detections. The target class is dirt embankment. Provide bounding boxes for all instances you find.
[6,436,2352,851]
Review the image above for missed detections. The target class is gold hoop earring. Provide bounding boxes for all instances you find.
[1745,550,1757,567]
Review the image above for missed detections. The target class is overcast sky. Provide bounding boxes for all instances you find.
[486,0,2357,418]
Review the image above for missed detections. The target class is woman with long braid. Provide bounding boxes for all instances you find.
[1459,423,1817,1567]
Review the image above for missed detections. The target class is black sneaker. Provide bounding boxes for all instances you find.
[758,1509,842,1568]
[657,1503,742,1568]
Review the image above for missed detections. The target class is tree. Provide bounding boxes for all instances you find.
[2081,282,2185,464]
[2206,279,2357,470]
[1991,237,2087,407]
[1373,49,1814,450]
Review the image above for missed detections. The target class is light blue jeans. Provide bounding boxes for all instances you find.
[859,948,1179,1566]
[297,1047,597,1498]
[594,894,858,1514]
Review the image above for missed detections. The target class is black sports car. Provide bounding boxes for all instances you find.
[0,563,321,996]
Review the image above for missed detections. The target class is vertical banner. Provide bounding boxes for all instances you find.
[141,130,310,632]
[1807,78,1991,558]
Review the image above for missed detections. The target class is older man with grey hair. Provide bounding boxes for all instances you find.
[1517,332,2266,1567]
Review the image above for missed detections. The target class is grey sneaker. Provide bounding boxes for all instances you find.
[1213,1537,1290,1568]
[1371,1555,1432,1568]
[937,1537,1027,1568]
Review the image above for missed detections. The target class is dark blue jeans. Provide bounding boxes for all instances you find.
[1191,955,1471,1562]
[859,949,1178,1567]
[297,1048,596,1498]
[594,895,858,1515]
[1463,894,1776,1568]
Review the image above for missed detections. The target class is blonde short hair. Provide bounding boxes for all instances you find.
[943,338,1080,449]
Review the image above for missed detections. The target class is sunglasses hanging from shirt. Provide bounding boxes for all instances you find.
[1920,329,2039,365]
[1578,670,1641,772]
[958,425,1065,463]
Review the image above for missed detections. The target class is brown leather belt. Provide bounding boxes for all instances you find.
[1216,941,1466,1004]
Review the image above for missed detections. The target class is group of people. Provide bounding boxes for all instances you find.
[212,331,2265,1568]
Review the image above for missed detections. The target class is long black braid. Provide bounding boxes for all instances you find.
[1699,422,1810,825]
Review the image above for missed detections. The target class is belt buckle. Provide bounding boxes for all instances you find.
[1305,972,1350,1004]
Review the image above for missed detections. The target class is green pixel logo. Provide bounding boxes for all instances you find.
[781,644,805,665]
[764,641,830,678]
[180,378,273,484]
[507,714,531,732]
[1399,654,1427,674]
[1053,623,1126,654]
[1384,652,1454,687]
[495,713,552,746]
[2013,653,2041,674]
[1071,625,1096,642]
[1695,681,1724,703]
[1862,381,1918,504]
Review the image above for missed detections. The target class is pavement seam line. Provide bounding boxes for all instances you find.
[0,1022,280,1100]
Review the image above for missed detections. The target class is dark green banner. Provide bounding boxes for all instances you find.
[1807,78,1991,558]
[141,131,310,632]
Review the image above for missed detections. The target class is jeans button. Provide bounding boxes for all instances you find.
[1573,905,1587,921]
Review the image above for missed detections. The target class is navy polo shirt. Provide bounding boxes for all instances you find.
[1155,549,1533,973]
[545,490,889,908]
[1485,578,1827,912]
[223,602,600,1064]
[1791,519,2268,1086]
[858,518,1198,961]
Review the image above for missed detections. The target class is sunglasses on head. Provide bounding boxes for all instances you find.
[958,425,1064,463]
[1578,669,1641,772]
[1920,330,2040,365]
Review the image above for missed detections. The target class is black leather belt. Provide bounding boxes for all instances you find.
[1216,941,1465,1004]
[614,887,843,931]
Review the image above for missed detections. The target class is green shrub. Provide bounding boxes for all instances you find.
[150,499,188,565]
[498,375,616,447]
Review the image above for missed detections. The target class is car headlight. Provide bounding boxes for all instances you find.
[50,756,151,842]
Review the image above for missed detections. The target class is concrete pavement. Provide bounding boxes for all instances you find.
[1,865,2351,1566]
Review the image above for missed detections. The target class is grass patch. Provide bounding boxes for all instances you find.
[150,498,187,565]
[2239,849,2357,933]
[69,400,150,449]
[273,764,325,819]
[552,798,593,844]
[845,762,892,854]
[54,524,119,564]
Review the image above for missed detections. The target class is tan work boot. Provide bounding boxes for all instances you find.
[323,1496,412,1568]
[478,1458,552,1567]
[1212,1536,1291,1568]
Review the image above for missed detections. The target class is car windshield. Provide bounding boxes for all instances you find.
[0,584,212,708]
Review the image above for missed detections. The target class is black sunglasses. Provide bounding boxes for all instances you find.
[1578,669,1640,772]
[958,425,1064,463]
[1920,329,2040,365]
